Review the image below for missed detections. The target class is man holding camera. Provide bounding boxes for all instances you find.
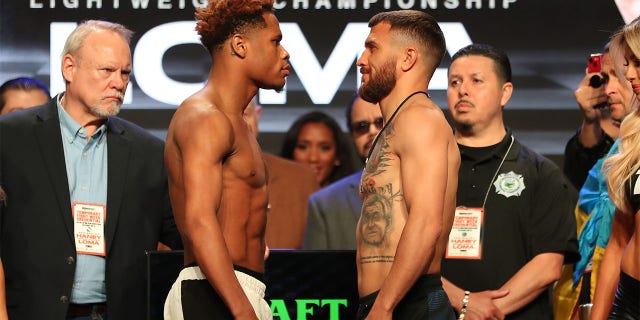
[563,46,633,190]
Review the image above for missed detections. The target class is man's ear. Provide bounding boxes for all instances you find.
[399,47,418,72]
[230,34,248,58]
[500,81,514,107]
[61,54,75,83]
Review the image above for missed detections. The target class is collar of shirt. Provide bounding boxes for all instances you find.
[57,93,107,144]
[458,128,513,163]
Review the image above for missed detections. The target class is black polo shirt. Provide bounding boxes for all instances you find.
[442,132,578,320]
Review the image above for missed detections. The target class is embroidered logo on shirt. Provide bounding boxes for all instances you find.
[493,171,525,198]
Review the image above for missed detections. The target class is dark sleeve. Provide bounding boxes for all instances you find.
[530,159,579,263]
[0,124,4,254]
[0,187,4,255]
[159,165,183,250]
[302,194,328,250]
[563,129,614,190]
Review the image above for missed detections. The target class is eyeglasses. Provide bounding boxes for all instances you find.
[351,117,384,135]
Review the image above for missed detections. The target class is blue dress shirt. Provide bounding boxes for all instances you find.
[57,95,108,303]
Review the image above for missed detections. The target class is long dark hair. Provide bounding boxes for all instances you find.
[280,111,359,185]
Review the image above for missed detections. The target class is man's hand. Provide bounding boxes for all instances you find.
[574,72,607,123]
[462,289,509,320]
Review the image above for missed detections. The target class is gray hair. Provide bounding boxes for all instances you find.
[61,20,133,58]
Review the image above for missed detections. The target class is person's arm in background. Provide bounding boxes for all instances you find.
[0,259,7,320]
[0,187,8,320]
[590,209,633,319]
[302,195,328,250]
[574,71,608,148]
[493,253,564,314]
[563,72,612,189]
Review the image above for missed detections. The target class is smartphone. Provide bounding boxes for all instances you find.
[588,53,605,88]
[588,53,603,73]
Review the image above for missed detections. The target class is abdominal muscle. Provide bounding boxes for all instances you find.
[178,167,268,274]
[216,177,268,273]
[357,253,395,297]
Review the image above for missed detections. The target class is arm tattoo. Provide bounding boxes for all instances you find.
[360,255,395,264]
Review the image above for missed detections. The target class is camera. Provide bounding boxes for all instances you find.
[588,53,604,88]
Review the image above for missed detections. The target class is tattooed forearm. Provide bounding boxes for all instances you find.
[360,255,395,264]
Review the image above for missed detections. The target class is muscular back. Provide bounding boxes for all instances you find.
[356,98,459,297]
[165,92,268,273]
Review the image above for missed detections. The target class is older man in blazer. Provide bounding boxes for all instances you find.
[0,20,181,319]
[303,96,381,250]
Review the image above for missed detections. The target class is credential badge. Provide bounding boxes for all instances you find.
[493,171,525,198]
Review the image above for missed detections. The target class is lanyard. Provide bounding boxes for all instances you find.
[481,135,514,208]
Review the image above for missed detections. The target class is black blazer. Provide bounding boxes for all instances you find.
[0,98,181,319]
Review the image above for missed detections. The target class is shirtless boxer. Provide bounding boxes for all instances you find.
[355,10,459,320]
[163,0,289,319]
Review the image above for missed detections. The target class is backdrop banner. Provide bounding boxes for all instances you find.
[0,1,630,113]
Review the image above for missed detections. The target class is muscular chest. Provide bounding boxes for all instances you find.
[225,127,267,188]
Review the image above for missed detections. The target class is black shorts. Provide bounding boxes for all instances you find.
[356,273,455,320]
[177,264,265,320]
[608,271,639,320]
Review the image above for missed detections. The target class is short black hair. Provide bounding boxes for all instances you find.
[451,43,512,83]
[0,77,50,110]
